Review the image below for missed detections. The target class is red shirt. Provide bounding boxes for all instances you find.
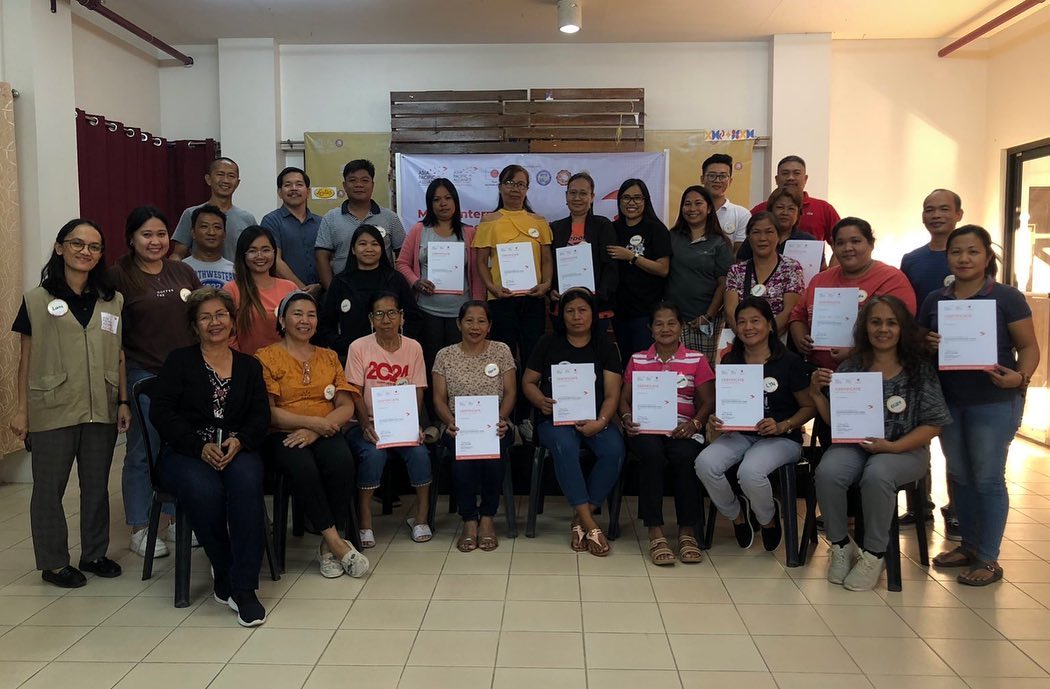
[624,344,714,424]
[751,192,840,244]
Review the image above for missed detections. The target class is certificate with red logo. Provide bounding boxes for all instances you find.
[632,371,678,434]
[938,300,997,371]
[454,395,501,460]
[715,364,763,431]
[551,363,595,426]
[371,385,420,449]
[497,242,538,294]
[427,242,465,295]
[811,288,859,350]
[830,372,885,443]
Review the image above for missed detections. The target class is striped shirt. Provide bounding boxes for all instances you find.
[624,344,714,423]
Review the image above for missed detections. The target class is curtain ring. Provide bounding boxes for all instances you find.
[141,132,149,142]
[106,122,118,132]
[86,115,99,126]
[125,128,136,138]
[152,137,163,147]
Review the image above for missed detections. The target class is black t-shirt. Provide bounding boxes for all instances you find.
[723,349,810,441]
[12,287,99,335]
[526,332,622,421]
[613,216,671,319]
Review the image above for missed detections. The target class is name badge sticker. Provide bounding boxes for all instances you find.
[47,299,69,317]
[750,284,767,297]
[484,363,500,377]
[528,228,540,238]
[340,299,352,313]
[887,395,907,413]
[100,312,119,334]
[324,384,336,400]
[179,288,191,302]
[763,376,779,393]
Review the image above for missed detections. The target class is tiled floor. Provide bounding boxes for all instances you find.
[2,440,1050,688]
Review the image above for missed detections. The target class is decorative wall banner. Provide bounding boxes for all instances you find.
[303,132,393,216]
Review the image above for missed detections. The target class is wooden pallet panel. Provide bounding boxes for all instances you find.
[505,127,644,141]
[391,128,504,143]
[391,142,528,154]
[391,102,504,115]
[529,113,644,127]
[391,114,530,129]
[391,89,527,103]
[529,140,645,153]
[529,88,644,101]
[504,100,642,115]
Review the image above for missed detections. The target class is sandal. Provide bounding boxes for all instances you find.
[406,518,433,543]
[457,535,477,553]
[479,534,499,552]
[570,521,588,552]
[932,546,975,569]
[586,527,611,557]
[957,561,1004,587]
[648,537,675,566]
[677,535,703,564]
[359,529,376,549]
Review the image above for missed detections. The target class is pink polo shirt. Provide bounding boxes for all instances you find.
[624,344,714,423]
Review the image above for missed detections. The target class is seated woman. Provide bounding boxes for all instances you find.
[522,288,625,556]
[432,300,517,552]
[620,302,714,565]
[344,291,432,546]
[696,297,814,552]
[223,226,298,355]
[151,288,271,627]
[255,291,369,578]
[812,295,950,591]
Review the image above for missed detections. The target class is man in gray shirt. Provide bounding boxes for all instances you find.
[171,157,257,260]
[314,159,404,289]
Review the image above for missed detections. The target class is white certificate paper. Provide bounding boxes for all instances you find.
[551,363,595,426]
[496,243,538,293]
[454,395,501,460]
[371,385,420,449]
[938,300,998,371]
[830,372,885,443]
[715,364,764,431]
[632,371,678,434]
[783,240,824,288]
[427,241,465,294]
[811,287,860,350]
[556,243,595,293]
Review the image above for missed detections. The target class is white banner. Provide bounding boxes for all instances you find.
[395,152,669,231]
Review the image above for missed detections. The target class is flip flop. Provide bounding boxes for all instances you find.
[932,545,975,568]
[586,527,611,557]
[570,522,588,552]
[358,529,375,549]
[957,561,1003,587]
[407,519,433,543]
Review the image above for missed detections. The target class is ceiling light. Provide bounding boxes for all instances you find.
[558,0,581,34]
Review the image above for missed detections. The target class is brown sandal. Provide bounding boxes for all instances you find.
[570,521,588,552]
[678,535,703,564]
[648,537,675,566]
[457,535,477,553]
[586,527,611,557]
[957,561,1003,587]
[932,546,975,569]
[478,534,498,552]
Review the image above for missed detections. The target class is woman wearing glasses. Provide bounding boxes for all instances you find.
[222,226,297,355]
[109,206,202,559]
[344,291,432,546]
[255,292,369,578]
[10,219,131,588]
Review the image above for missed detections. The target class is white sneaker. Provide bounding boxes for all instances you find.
[826,542,855,585]
[318,545,344,579]
[130,529,169,558]
[166,523,200,548]
[339,540,370,578]
[843,550,885,591]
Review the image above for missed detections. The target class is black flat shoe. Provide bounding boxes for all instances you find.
[41,566,87,589]
[761,500,783,552]
[79,557,122,578]
[733,495,754,549]
[228,591,266,627]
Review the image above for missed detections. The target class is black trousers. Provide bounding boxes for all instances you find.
[448,434,511,522]
[629,434,703,528]
[420,310,462,422]
[266,433,354,533]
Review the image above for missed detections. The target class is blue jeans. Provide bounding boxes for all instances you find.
[346,425,432,490]
[538,421,625,508]
[125,367,173,527]
[939,397,1023,562]
[613,315,654,368]
[156,448,265,593]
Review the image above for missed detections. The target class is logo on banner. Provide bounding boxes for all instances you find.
[536,170,552,186]
[556,170,571,185]
[489,169,500,178]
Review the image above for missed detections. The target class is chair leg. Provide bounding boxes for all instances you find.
[381,463,394,515]
[695,491,708,550]
[262,509,280,582]
[141,496,163,581]
[291,498,305,537]
[606,471,625,541]
[705,500,717,548]
[427,449,441,534]
[798,483,817,566]
[526,446,546,538]
[273,476,288,575]
[173,508,192,608]
[780,465,800,567]
[886,510,903,592]
[503,459,518,539]
[912,485,930,566]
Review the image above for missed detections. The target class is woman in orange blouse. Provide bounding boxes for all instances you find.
[255,292,368,579]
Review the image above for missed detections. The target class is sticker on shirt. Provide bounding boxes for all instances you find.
[763,377,779,393]
[47,299,69,317]
[857,289,868,303]
[100,312,119,335]
[179,288,191,302]
[323,384,336,400]
[944,275,955,287]
[376,226,388,238]
[886,395,907,414]
[395,378,410,386]
[485,363,500,378]
[677,373,689,389]
[340,299,352,313]
[528,228,540,238]
[750,284,767,297]
[629,235,643,247]
[274,306,280,318]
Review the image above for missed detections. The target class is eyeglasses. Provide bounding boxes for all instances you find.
[369,309,401,321]
[197,310,231,324]
[501,181,528,190]
[704,173,731,182]
[245,247,275,257]
[301,361,311,386]
[63,238,104,254]
[620,195,644,204]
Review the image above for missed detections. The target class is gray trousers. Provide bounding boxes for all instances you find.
[694,433,801,525]
[815,444,929,554]
[29,423,117,570]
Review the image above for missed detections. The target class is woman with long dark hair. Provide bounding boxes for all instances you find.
[222,225,297,355]
[812,296,950,591]
[109,206,202,559]
[10,219,130,587]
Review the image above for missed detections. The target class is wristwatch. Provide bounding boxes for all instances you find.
[117,400,130,407]
[630,254,638,265]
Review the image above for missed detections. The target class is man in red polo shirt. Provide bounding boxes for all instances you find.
[751,155,840,243]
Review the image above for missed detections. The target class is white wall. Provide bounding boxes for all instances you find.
[160,45,220,140]
[828,39,988,266]
[71,14,162,133]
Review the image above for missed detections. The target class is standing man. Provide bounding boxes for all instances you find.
[702,153,752,251]
[899,188,964,536]
[181,205,235,289]
[171,157,257,260]
[261,167,323,295]
[750,155,840,243]
[314,159,405,290]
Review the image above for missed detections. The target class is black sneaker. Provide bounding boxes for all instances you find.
[945,516,962,542]
[761,500,783,552]
[228,591,266,627]
[212,568,231,604]
[733,495,755,549]
[78,557,122,578]
[41,566,87,589]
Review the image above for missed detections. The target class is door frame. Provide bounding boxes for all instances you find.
[1004,137,1050,286]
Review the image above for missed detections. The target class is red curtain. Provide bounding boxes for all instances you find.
[75,109,216,265]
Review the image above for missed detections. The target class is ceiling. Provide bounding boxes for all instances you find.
[86,0,1045,45]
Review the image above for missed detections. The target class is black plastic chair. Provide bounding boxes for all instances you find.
[525,444,625,540]
[134,376,279,608]
[852,480,929,592]
[432,439,518,539]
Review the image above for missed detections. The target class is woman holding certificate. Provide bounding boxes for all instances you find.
[696,297,814,552]
[619,302,715,565]
[811,295,951,591]
[920,225,1038,586]
[432,301,517,552]
[666,186,735,365]
[724,212,805,337]
[344,291,432,546]
[523,288,624,556]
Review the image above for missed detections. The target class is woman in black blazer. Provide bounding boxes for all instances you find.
[151,287,271,627]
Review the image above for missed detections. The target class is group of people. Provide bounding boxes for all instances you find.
[8,150,1036,628]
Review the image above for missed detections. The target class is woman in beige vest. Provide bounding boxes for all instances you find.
[9,219,131,588]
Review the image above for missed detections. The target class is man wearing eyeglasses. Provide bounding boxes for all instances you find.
[315,159,405,290]
[171,158,258,261]
[701,154,752,251]
[749,155,840,244]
